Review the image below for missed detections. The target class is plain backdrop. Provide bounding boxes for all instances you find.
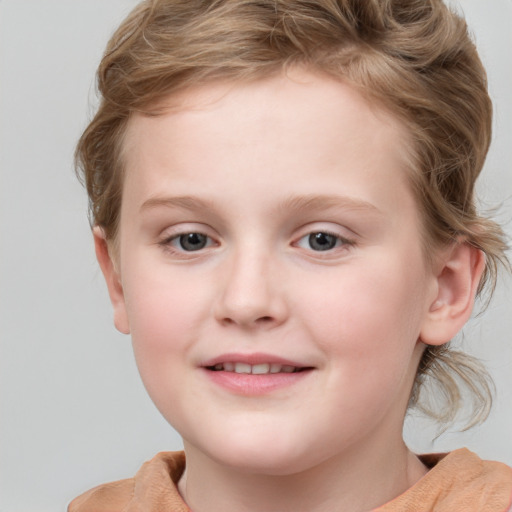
[0,1,511,511]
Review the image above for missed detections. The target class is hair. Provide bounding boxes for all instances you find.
[76,0,509,427]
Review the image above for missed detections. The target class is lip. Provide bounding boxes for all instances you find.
[200,352,315,396]
[200,352,308,368]
[203,368,313,395]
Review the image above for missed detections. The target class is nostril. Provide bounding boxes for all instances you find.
[221,315,275,327]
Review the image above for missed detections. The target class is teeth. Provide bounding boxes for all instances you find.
[251,363,270,374]
[223,362,235,372]
[234,362,251,374]
[210,362,302,374]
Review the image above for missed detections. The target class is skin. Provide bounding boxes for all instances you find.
[96,68,484,512]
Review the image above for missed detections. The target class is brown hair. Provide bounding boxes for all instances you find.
[76,0,509,427]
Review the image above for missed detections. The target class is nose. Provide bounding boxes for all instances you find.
[213,249,288,329]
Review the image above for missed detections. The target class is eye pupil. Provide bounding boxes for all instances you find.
[179,233,207,251]
[309,232,337,251]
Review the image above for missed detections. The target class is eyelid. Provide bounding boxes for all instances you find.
[291,224,357,255]
[158,222,216,240]
[294,222,356,241]
[167,233,216,250]
[157,224,220,256]
[294,231,352,248]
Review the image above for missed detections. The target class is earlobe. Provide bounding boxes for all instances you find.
[420,242,485,346]
[93,227,130,335]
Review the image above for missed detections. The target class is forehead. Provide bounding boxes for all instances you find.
[121,68,414,217]
[125,68,409,148]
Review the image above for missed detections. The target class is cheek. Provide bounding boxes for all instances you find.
[122,271,208,423]
[300,262,427,433]
[300,255,427,364]
[122,267,209,371]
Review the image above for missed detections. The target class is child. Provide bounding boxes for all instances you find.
[69,0,512,510]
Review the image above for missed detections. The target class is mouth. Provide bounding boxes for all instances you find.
[201,354,315,394]
[205,362,311,374]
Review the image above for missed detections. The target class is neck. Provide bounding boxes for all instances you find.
[178,435,428,512]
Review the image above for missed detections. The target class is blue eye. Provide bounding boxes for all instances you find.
[165,232,213,252]
[308,232,338,251]
[179,233,208,251]
[296,232,346,252]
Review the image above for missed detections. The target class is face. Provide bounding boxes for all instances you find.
[107,69,440,475]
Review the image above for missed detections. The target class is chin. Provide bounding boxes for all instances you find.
[199,432,323,476]
[218,451,308,476]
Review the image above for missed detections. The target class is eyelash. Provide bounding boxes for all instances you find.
[158,232,216,256]
[294,231,354,254]
[157,230,355,257]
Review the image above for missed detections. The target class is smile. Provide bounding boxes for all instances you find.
[201,354,314,395]
[207,362,306,374]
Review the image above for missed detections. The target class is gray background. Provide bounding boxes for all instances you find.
[0,1,511,511]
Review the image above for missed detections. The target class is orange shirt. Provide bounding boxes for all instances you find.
[69,449,512,512]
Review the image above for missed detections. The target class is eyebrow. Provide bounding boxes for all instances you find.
[140,194,381,215]
[278,194,381,215]
[140,195,216,213]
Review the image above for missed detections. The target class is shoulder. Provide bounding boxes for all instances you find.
[422,449,512,512]
[376,448,512,512]
[68,451,187,512]
[68,477,134,512]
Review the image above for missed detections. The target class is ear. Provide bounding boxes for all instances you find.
[93,227,130,334]
[420,242,485,346]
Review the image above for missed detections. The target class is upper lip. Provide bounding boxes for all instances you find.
[200,352,310,368]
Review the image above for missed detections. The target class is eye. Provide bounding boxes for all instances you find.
[165,232,214,252]
[296,232,347,252]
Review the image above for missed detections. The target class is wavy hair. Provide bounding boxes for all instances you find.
[76,0,510,427]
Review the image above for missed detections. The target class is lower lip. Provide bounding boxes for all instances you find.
[202,368,313,395]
